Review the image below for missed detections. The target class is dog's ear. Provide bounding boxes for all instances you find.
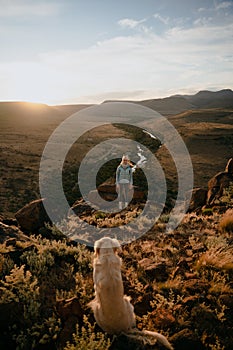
[111,238,122,253]
[94,238,107,258]
[94,247,100,257]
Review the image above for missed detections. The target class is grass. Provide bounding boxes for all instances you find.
[0,208,233,349]
[64,316,111,350]
[219,209,233,233]
[1,104,233,348]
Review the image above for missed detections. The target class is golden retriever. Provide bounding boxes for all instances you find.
[88,237,173,349]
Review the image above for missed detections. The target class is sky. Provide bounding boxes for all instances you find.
[0,0,233,105]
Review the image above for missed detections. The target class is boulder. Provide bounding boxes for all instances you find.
[138,258,169,282]
[109,332,168,350]
[15,198,51,232]
[0,221,30,244]
[207,158,233,205]
[187,188,207,211]
[70,199,94,216]
[87,190,113,208]
[97,180,145,203]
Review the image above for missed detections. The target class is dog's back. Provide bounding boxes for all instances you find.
[89,237,173,349]
[89,242,136,333]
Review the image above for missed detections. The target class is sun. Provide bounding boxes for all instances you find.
[9,62,65,105]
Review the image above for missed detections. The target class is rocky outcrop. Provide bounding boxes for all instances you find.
[0,221,30,244]
[88,182,145,207]
[187,188,208,211]
[207,158,233,205]
[15,198,51,232]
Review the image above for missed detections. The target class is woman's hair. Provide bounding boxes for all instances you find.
[120,155,133,167]
[120,154,129,163]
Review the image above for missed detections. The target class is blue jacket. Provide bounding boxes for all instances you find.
[116,164,133,185]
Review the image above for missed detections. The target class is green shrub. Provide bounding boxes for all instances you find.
[202,208,213,216]
[64,315,111,350]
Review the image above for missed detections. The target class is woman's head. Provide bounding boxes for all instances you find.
[121,155,129,164]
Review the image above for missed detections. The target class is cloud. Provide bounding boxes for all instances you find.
[198,7,206,12]
[215,1,232,10]
[118,17,151,34]
[118,18,147,29]
[193,16,213,26]
[153,13,170,25]
[0,16,232,104]
[0,0,62,17]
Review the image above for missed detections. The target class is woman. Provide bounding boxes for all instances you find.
[116,155,133,210]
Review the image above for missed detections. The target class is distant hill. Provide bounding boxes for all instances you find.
[0,101,92,125]
[137,96,195,115]
[1,89,232,120]
[182,89,233,109]
[103,89,233,115]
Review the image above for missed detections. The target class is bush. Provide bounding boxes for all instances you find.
[64,315,111,350]
[219,209,233,233]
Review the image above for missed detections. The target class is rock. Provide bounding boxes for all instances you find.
[183,279,210,295]
[138,259,169,282]
[15,198,51,232]
[225,157,233,173]
[70,199,94,216]
[1,217,18,226]
[187,188,207,211]
[109,332,165,350]
[0,221,30,244]
[98,182,118,199]
[87,180,145,207]
[207,158,233,205]
[151,308,176,328]
[87,190,113,208]
[170,328,205,350]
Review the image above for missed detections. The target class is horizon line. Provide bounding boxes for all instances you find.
[0,87,232,107]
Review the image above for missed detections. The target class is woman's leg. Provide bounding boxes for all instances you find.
[119,184,124,209]
[123,184,129,207]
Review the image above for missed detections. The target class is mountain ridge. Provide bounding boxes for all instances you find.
[0,88,232,118]
[103,89,233,115]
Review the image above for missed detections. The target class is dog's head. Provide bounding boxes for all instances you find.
[94,237,121,257]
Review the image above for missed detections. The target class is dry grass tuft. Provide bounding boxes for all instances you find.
[196,236,233,272]
[219,209,233,233]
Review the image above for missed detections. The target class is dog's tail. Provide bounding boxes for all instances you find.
[127,328,173,350]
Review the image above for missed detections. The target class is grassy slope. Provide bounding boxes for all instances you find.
[0,101,233,349]
[1,102,233,216]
